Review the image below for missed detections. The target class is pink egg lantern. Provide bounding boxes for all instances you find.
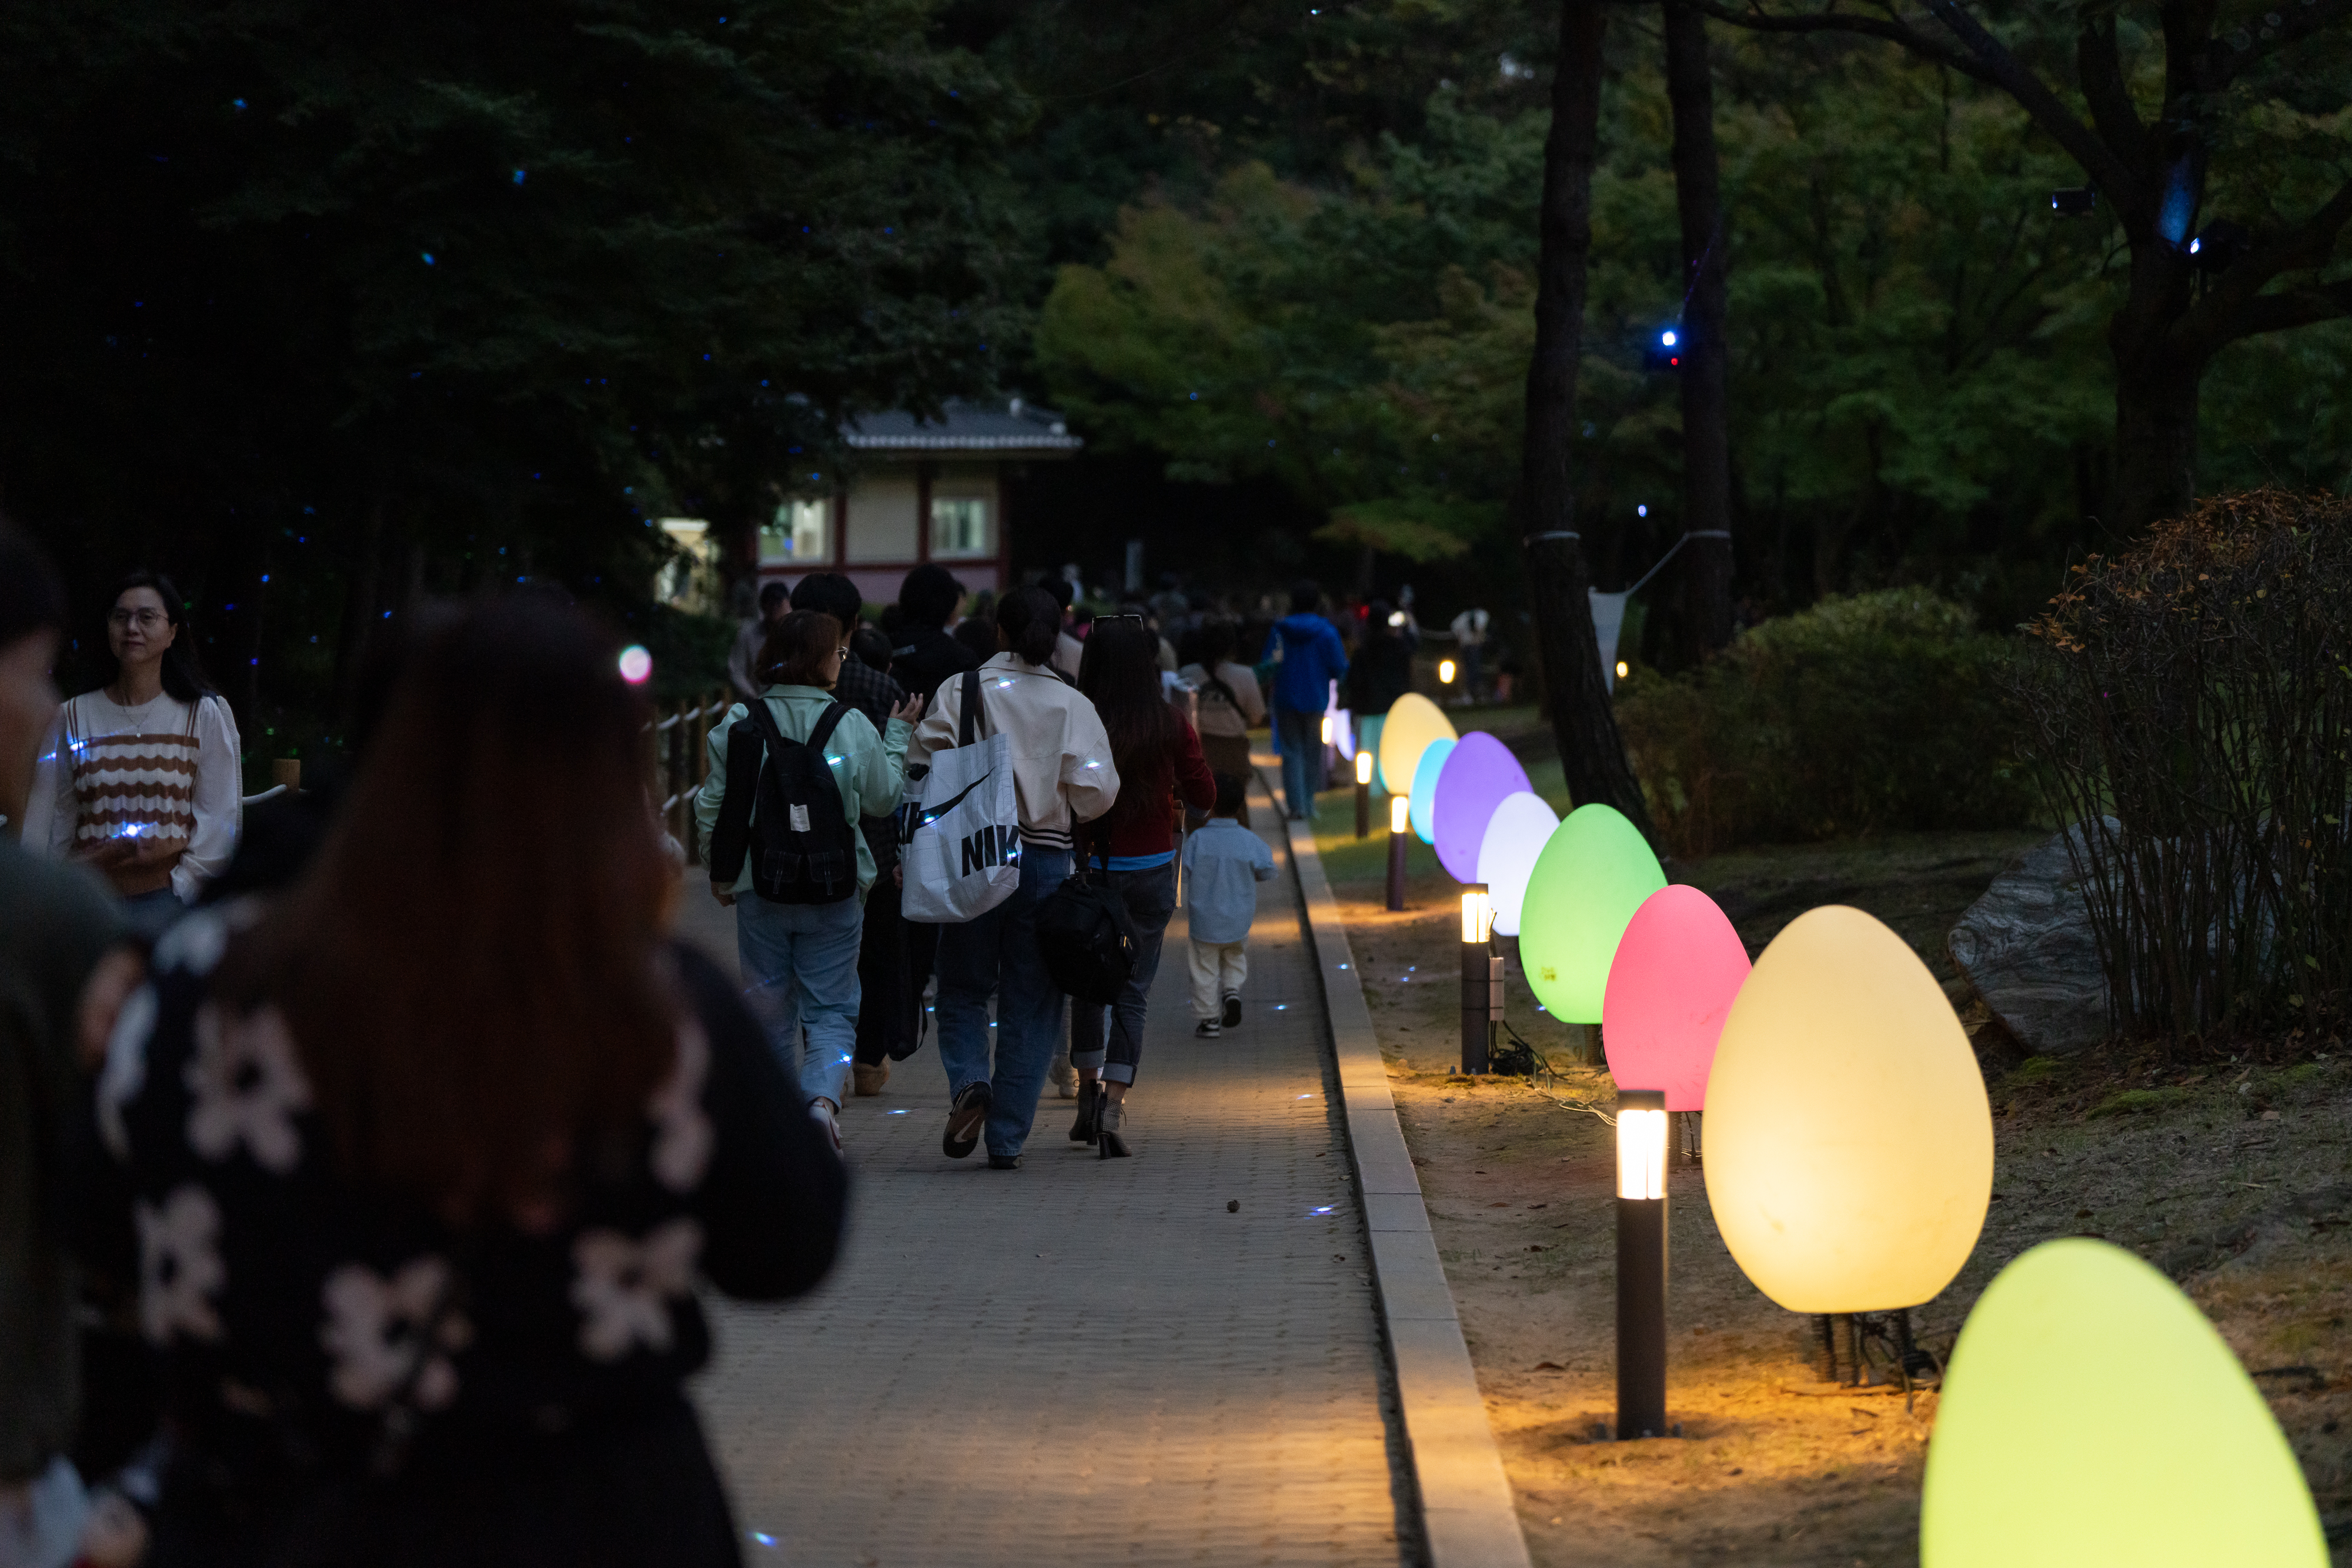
[1430,733,1532,883]
[1601,884,1751,1111]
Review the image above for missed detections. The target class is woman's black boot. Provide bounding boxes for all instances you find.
[1070,1081,1100,1145]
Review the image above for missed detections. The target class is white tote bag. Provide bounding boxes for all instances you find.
[901,668,1022,924]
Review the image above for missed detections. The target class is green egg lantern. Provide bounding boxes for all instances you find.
[1516,804,1665,1022]
[1923,1238,2327,1568]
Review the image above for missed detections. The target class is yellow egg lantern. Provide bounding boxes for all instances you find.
[1376,691,1455,795]
[1701,905,1990,1312]
[1923,1238,2326,1568]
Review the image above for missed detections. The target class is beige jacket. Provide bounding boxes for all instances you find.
[910,654,1120,851]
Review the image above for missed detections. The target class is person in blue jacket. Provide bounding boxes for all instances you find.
[1258,580,1349,822]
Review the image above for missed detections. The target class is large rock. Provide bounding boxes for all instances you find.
[1947,826,2112,1055]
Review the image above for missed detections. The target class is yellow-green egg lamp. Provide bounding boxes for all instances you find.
[1923,1238,2326,1568]
[1517,804,1665,1023]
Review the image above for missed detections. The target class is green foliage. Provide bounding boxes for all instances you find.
[2086,1086,2196,1119]
[0,0,1025,740]
[1615,589,2038,854]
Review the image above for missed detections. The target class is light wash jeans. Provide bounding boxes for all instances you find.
[1069,860,1178,1086]
[936,845,1073,1159]
[735,890,866,1108]
[1274,707,1323,821]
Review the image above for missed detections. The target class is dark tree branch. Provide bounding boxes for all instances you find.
[1919,0,2146,213]
[1698,0,2000,84]
[2220,280,2352,339]
[2179,173,2352,355]
[2196,0,2352,92]
[2076,18,2150,182]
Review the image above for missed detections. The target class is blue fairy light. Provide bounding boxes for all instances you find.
[421,252,435,265]
[512,169,526,185]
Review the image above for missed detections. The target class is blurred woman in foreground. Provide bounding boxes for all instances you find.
[94,595,846,1567]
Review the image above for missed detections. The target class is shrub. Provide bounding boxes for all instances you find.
[1616,589,2036,856]
[2013,489,2352,1047]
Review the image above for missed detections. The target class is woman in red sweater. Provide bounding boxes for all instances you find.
[1068,619,1216,1157]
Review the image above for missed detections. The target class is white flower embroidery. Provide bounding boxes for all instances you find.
[97,982,158,1161]
[647,1019,714,1192]
[570,1219,703,1362]
[319,1257,472,1412]
[183,1003,312,1174]
[151,909,229,977]
[136,1184,226,1345]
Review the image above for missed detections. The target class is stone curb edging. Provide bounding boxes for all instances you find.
[1265,779,1535,1568]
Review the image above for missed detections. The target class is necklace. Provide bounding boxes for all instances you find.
[103,683,170,732]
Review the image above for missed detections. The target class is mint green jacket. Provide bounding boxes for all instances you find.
[693,686,910,899]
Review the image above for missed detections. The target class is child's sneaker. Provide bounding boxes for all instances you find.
[1222,995,1242,1028]
[1194,1018,1222,1039]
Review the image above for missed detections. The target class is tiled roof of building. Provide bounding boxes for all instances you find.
[842,398,1083,454]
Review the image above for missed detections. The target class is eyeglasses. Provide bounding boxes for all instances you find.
[108,609,167,630]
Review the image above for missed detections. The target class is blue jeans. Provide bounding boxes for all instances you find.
[1275,707,1324,820]
[935,845,1073,1158]
[735,891,866,1108]
[1068,860,1178,1087]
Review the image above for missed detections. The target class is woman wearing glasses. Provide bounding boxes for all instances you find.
[24,571,243,921]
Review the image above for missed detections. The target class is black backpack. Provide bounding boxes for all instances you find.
[1035,858,1139,1005]
[708,698,858,905]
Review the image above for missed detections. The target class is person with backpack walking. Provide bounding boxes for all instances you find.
[1065,619,1215,1158]
[1258,580,1348,823]
[695,610,919,1151]
[90,595,846,1568]
[1176,620,1265,807]
[907,587,1117,1171]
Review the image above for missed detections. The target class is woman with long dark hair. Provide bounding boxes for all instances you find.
[93,596,846,1567]
[1068,618,1215,1158]
[24,571,242,917]
[1175,619,1264,804]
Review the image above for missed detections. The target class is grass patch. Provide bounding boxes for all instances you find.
[2086,1086,2196,1119]
[2005,1056,2070,1086]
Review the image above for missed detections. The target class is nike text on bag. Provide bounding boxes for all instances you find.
[901,668,1022,924]
[708,699,858,905]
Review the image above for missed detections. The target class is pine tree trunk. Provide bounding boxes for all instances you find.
[1521,0,1658,845]
[1665,0,1733,656]
[2107,242,2203,530]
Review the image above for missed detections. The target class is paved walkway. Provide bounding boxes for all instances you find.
[677,797,1413,1566]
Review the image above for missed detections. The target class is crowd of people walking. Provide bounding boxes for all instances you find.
[0,516,1468,1566]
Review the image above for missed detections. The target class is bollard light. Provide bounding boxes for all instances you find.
[1616,660,1629,680]
[1354,750,1373,839]
[1438,658,1457,685]
[1459,885,1500,1074]
[1615,1088,1669,1439]
[1319,714,1333,747]
[1385,793,1409,911]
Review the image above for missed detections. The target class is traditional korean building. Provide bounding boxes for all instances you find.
[754,399,1082,604]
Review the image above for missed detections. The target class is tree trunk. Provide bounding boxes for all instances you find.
[1665,0,1734,657]
[2107,241,2203,530]
[1521,0,1659,845]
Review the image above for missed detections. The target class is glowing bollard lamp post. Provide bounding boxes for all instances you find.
[1458,884,1499,1074]
[1354,750,1373,840]
[1385,795,1409,911]
[1616,1089,1669,1439]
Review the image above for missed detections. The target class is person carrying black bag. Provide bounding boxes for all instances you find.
[694,610,919,1152]
[1064,618,1215,1158]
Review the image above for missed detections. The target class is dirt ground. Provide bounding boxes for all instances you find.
[1304,783,2352,1564]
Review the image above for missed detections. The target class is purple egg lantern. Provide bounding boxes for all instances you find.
[1430,732,1534,883]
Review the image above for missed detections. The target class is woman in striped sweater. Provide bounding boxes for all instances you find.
[24,572,242,918]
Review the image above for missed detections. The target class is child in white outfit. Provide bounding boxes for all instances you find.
[1182,774,1277,1037]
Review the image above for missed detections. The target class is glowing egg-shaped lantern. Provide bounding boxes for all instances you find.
[1406,738,1455,845]
[1377,692,1455,795]
[1702,904,1991,1312]
[1517,804,1664,1022]
[1922,1238,2326,1568]
[1431,733,1532,883]
[1601,885,1749,1110]
[1474,793,1559,938]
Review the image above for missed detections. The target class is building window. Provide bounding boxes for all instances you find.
[760,498,830,564]
[930,495,991,559]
